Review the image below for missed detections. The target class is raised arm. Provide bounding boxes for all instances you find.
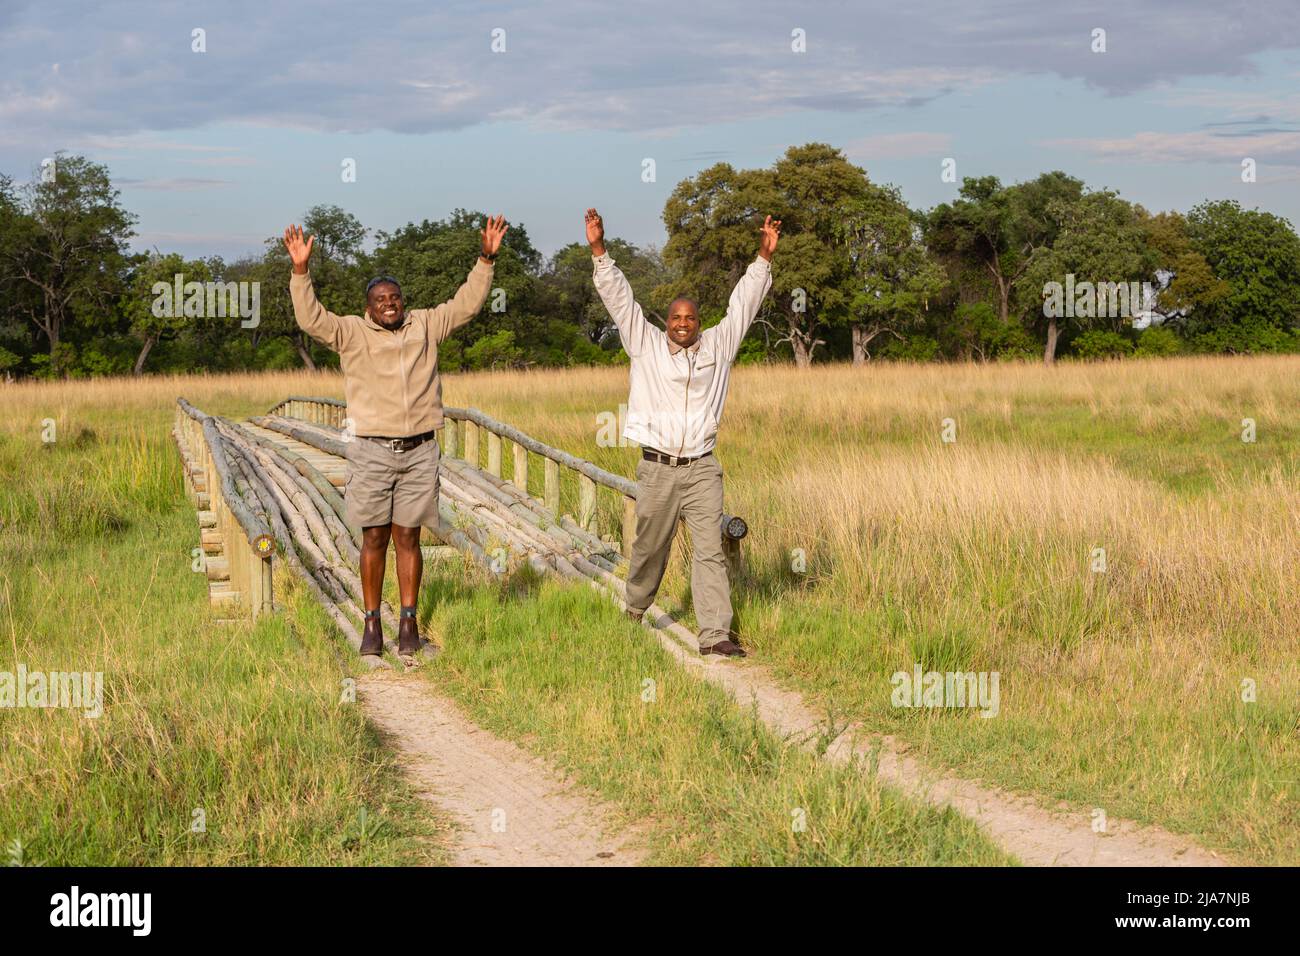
[587,208,657,358]
[425,214,507,342]
[710,215,780,361]
[285,224,347,352]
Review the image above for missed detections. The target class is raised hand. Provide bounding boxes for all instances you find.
[481,214,509,259]
[585,208,606,256]
[283,224,315,274]
[758,215,781,262]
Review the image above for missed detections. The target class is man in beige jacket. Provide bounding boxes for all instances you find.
[283,216,508,659]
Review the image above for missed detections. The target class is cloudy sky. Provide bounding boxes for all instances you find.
[3,0,1299,261]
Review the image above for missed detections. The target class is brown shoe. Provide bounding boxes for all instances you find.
[701,639,746,658]
[360,615,383,657]
[398,615,421,657]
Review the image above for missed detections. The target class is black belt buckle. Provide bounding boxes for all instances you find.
[373,432,428,454]
[644,448,702,467]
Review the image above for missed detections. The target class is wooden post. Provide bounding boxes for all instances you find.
[464,421,480,468]
[512,442,528,493]
[578,473,597,532]
[544,458,560,515]
[487,432,502,478]
[621,495,637,558]
[250,552,273,618]
[443,419,458,459]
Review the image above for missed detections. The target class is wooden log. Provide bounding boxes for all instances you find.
[198,510,216,528]
[179,402,275,558]
[487,432,502,477]
[223,421,358,556]
[205,556,230,581]
[248,415,348,458]
[442,419,457,459]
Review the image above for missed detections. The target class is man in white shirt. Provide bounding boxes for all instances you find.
[586,207,780,656]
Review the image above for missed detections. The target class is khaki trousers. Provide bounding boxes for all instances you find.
[625,453,731,648]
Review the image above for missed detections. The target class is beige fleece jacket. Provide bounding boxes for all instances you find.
[289,260,493,437]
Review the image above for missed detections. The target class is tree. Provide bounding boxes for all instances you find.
[927,172,1083,327]
[542,238,669,346]
[662,144,868,367]
[838,183,946,363]
[118,251,214,375]
[0,154,135,374]
[1023,190,1155,363]
[1182,200,1300,352]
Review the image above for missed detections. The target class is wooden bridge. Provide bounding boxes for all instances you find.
[171,396,747,666]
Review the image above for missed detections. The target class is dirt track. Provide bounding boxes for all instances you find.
[641,619,1228,867]
[359,673,643,867]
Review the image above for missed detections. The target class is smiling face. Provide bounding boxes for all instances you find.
[667,297,700,349]
[366,281,405,329]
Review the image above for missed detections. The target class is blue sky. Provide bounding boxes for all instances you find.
[3,0,1298,261]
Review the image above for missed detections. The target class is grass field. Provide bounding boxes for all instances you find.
[1,356,1296,864]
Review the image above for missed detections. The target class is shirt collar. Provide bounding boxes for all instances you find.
[667,337,701,355]
[364,310,407,332]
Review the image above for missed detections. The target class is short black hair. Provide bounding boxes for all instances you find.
[668,296,699,315]
[365,275,402,296]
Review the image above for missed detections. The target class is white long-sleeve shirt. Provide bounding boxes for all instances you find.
[592,252,772,458]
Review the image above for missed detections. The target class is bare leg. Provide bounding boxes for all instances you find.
[391,523,423,656]
[391,523,423,609]
[361,524,393,610]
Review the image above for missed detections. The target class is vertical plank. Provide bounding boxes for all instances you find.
[464,421,480,468]
[487,432,502,478]
[544,458,560,515]
[621,495,637,558]
[512,442,528,492]
[443,419,458,459]
[578,473,597,532]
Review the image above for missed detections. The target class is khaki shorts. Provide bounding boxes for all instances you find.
[344,435,441,529]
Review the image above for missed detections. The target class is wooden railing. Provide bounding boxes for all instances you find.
[175,398,275,618]
[265,396,748,566]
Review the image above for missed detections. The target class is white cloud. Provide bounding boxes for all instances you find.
[846,132,954,161]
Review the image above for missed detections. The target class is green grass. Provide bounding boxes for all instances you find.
[413,566,1011,865]
[0,413,450,865]
[0,372,1010,866]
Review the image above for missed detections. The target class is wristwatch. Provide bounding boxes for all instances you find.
[480,251,498,262]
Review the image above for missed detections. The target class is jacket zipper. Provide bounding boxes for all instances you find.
[677,349,695,457]
[399,326,410,435]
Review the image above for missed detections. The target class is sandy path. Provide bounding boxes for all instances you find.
[640,609,1228,867]
[359,673,643,867]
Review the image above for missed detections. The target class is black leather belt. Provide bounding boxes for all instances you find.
[361,431,436,454]
[642,448,710,467]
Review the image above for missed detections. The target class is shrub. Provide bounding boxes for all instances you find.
[880,335,940,363]
[1133,326,1184,357]
[1072,330,1133,360]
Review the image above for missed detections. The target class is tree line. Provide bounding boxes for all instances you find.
[2,144,1298,379]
